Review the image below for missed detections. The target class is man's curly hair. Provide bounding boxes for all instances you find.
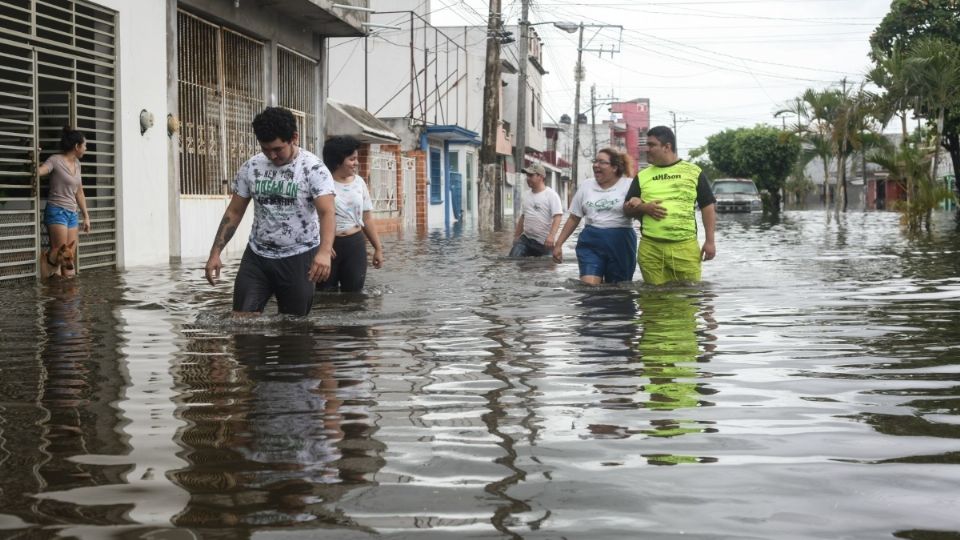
[252,107,298,143]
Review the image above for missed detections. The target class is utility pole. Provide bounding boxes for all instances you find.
[570,24,621,190]
[570,23,584,191]
[668,110,692,154]
[479,0,502,232]
[590,84,598,156]
[512,0,531,220]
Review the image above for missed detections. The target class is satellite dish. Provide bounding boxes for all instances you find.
[581,148,592,157]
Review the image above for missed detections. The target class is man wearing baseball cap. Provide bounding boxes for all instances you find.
[509,163,563,257]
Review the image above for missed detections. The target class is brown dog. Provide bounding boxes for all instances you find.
[40,240,76,280]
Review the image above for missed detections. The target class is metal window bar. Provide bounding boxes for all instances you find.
[0,39,37,281]
[177,11,264,196]
[222,28,263,190]
[177,11,222,196]
[278,47,317,154]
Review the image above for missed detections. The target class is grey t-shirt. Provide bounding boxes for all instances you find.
[232,149,335,259]
[44,154,82,212]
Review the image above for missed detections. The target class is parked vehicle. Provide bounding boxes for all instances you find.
[712,178,762,213]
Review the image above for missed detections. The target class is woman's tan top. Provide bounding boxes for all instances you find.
[43,154,82,212]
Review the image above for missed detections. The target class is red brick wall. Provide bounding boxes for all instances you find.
[404,149,427,232]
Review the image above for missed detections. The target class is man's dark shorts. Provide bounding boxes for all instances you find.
[509,234,550,257]
[233,245,318,316]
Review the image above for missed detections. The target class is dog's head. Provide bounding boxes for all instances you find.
[55,241,76,271]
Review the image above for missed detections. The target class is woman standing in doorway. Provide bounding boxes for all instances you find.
[552,148,637,284]
[37,127,90,277]
[318,135,384,292]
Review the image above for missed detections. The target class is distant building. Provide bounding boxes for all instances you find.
[609,99,650,170]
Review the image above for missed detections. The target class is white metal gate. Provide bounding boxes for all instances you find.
[0,0,117,282]
[369,147,398,213]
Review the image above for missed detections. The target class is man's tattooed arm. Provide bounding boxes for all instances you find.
[211,215,238,253]
[208,195,250,256]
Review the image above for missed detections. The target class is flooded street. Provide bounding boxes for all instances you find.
[2,210,960,539]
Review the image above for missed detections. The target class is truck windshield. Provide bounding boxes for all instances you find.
[713,182,757,195]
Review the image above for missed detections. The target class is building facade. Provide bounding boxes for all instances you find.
[0,0,369,282]
[327,1,487,231]
[609,98,650,170]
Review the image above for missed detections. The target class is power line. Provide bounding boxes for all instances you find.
[533,4,867,83]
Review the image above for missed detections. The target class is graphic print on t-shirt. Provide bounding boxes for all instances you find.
[584,196,621,212]
[253,167,301,206]
[234,150,335,258]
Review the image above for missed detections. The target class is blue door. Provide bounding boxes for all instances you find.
[450,172,463,219]
[429,148,442,204]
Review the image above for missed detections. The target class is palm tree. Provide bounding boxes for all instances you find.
[775,97,809,207]
[832,85,882,214]
[868,45,912,147]
[797,88,842,220]
[904,37,960,206]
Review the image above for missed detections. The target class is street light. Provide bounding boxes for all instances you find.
[550,22,578,33]
[512,18,579,218]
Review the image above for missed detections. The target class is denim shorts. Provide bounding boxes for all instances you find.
[44,205,79,228]
[575,225,638,283]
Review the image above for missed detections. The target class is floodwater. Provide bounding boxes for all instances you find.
[2,210,960,540]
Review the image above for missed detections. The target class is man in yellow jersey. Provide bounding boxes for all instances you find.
[623,126,716,285]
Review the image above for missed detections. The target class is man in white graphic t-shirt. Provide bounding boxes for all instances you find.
[509,163,563,257]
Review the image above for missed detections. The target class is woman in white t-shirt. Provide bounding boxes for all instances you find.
[318,136,384,292]
[552,148,637,284]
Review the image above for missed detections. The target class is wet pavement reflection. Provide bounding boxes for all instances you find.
[1,210,960,539]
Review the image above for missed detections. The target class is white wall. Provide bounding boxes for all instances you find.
[501,27,547,153]
[179,198,253,261]
[91,0,171,268]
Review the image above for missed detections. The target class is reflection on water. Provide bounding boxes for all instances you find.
[172,330,383,531]
[0,210,959,539]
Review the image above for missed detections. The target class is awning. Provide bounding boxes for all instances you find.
[424,125,480,145]
[265,0,366,36]
[325,99,401,144]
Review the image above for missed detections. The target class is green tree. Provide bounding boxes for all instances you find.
[688,144,723,180]
[704,129,744,178]
[870,0,960,52]
[871,0,960,216]
[904,37,960,200]
[707,125,799,215]
[736,126,800,214]
[867,45,912,146]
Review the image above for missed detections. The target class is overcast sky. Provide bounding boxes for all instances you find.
[432,0,892,158]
